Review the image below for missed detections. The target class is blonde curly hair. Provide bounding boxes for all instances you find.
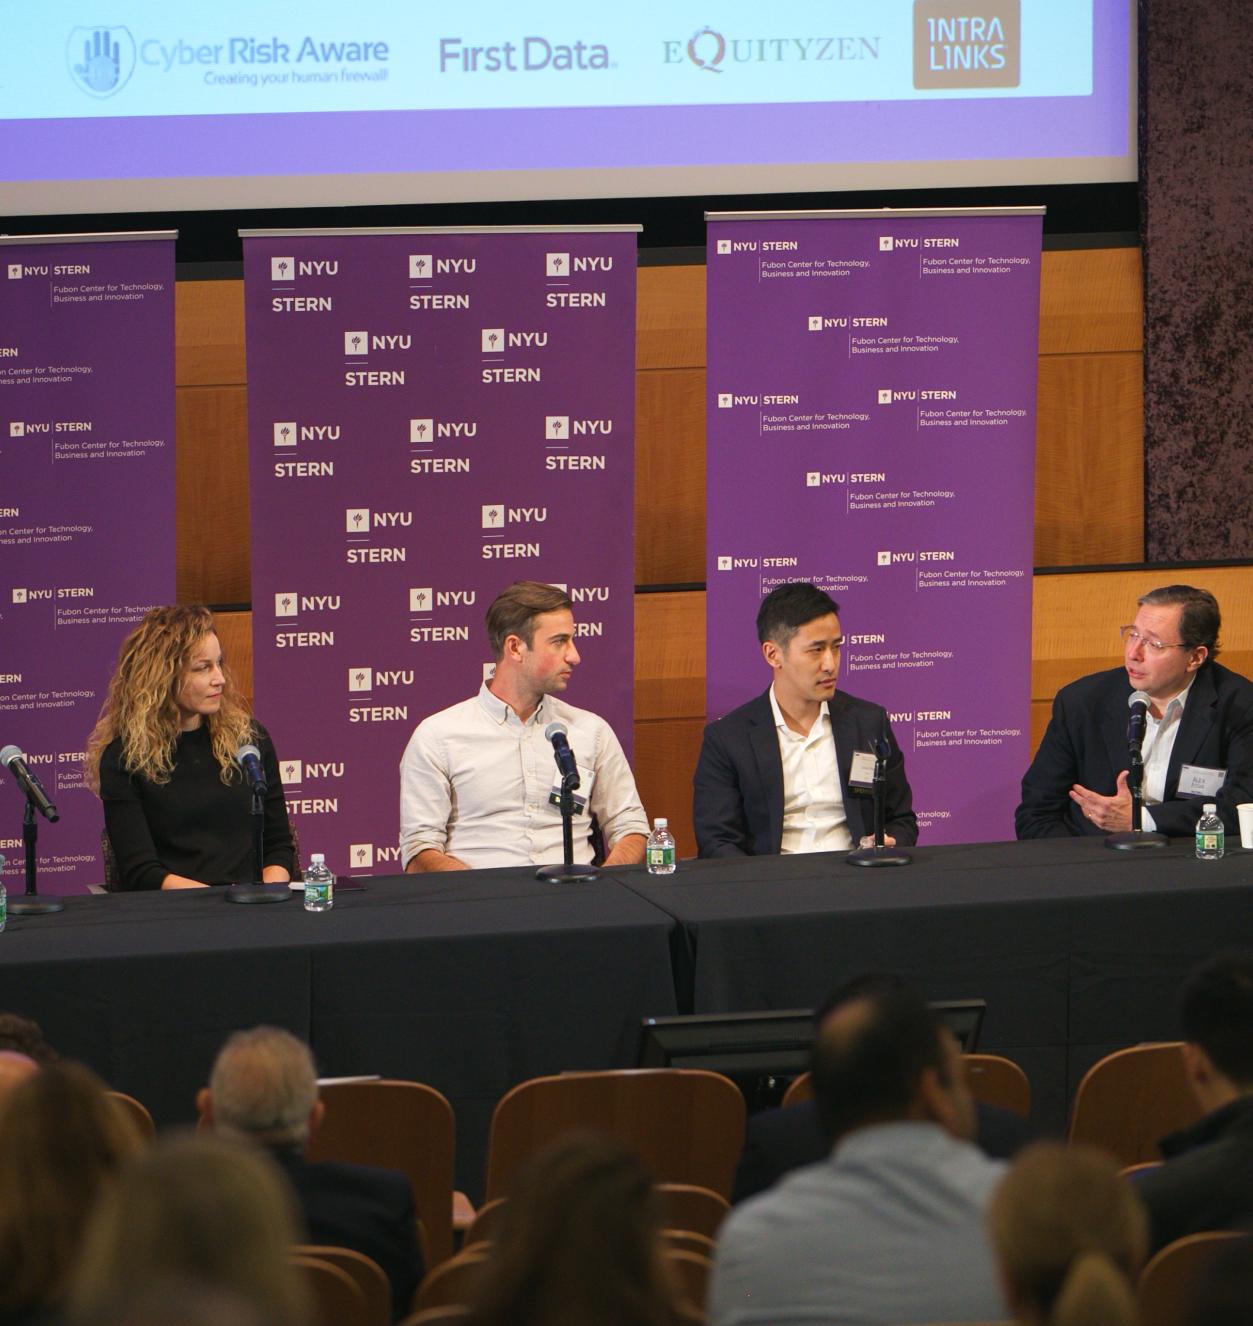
[85,605,254,793]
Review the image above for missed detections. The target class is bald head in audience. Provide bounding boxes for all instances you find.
[197,1026,323,1148]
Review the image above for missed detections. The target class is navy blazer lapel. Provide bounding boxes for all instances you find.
[748,693,785,852]
[1166,666,1220,791]
[1100,674,1133,783]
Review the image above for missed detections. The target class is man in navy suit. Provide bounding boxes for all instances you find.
[198,1026,423,1321]
[1016,584,1253,839]
[693,582,917,857]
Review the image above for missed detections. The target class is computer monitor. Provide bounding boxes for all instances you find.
[638,999,986,1111]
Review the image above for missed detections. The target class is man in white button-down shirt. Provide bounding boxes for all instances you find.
[1017,584,1253,839]
[400,581,648,872]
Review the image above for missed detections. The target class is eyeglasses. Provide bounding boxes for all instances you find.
[1120,626,1191,655]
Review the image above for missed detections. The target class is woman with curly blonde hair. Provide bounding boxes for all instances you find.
[86,605,293,890]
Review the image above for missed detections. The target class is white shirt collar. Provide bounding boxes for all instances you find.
[476,680,548,728]
[769,684,829,738]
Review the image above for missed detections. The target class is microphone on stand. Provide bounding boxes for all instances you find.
[0,745,59,822]
[1106,690,1167,851]
[234,743,268,795]
[1127,690,1151,755]
[544,722,580,788]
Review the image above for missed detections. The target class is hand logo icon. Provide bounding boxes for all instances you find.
[68,27,134,97]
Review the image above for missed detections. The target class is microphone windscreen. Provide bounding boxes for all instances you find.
[235,743,262,764]
[1127,690,1151,710]
[0,745,24,769]
[543,721,569,742]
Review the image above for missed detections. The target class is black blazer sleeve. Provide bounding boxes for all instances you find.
[256,724,296,876]
[1015,688,1085,839]
[692,718,752,858]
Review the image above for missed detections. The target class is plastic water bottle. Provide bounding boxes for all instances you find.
[1195,804,1225,860]
[304,853,334,911]
[646,819,676,875]
[0,854,6,933]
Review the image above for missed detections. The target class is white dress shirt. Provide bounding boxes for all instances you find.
[769,686,853,854]
[399,683,648,870]
[1141,677,1194,832]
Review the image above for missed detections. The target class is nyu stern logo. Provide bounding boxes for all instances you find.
[67,27,136,98]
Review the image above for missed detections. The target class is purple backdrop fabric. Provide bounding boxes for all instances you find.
[243,228,637,878]
[706,211,1041,845]
[0,234,175,893]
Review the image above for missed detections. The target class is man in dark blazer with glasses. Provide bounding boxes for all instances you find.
[1016,584,1253,839]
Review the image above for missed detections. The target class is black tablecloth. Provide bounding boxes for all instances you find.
[0,870,679,1196]
[3,841,1252,1182]
[613,838,1253,1134]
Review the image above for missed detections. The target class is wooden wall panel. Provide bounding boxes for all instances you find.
[635,369,705,585]
[633,718,705,859]
[175,386,250,605]
[175,280,245,386]
[634,591,705,720]
[1038,248,1144,355]
[637,264,705,369]
[1034,353,1144,567]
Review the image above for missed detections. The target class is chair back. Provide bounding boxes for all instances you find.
[413,1246,491,1315]
[107,1090,156,1141]
[294,1246,390,1326]
[664,1248,713,1315]
[485,1069,745,1201]
[1137,1231,1246,1326]
[964,1053,1031,1118]
[662,1229,716,1259]
[462,1196,508,1248]
[1069,1043,1202,1167]
[308,1078,457,1266]
[781,1072,813,1107]
[656,1182,730,1239]
[291,1253,368,1326]
[401,1309,471,1326]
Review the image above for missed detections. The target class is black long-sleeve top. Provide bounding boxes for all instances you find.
[100,722,294,890]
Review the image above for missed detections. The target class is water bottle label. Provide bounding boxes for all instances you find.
[647,846,674,867]
[1198,833,1221,852]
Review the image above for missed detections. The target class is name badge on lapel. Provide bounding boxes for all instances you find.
[1178,764,1225,798]
[548,764,595,813]
[849,751,878,790]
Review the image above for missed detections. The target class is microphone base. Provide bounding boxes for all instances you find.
[8,894,65,915]
[847,845,912,868]
[535,863,599,883]
[1105,830,1169,851]
[223,883,292,904]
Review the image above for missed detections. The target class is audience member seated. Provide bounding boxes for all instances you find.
[68,1133,310,1326]
[70,1279,269,1326]
[709,984,1006,1326]
[989,1141,1147,1326]
[0,1013,58,1064]
[0,1062,144,1326]
[1136,951,1253,1253]
[197,1025,422,1321]
[466,1132,686,1326]
[732,974,1032,1203]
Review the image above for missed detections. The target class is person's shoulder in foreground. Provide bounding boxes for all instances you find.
[1017,584,1253,840]
[709,982,1004,1326]
[694,580,916,858]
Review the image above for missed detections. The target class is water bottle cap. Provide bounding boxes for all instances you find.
[1203,804,1216,814]
[654,818,668,829]
[310,852,325,864]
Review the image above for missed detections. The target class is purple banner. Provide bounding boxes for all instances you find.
[243,227,638,878]
[0,233,176,893]
[706,210,1042,844]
